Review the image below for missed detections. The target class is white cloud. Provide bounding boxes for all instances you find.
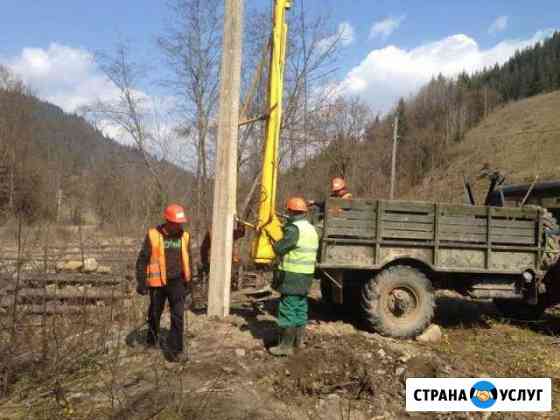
[489,16,509,35]
[340,29,555,113]
[0,43,181,154]
[369,16,405,40]
[3,43,119,113]
[317,21,355,52]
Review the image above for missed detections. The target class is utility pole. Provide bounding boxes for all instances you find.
[208,0,244,318]
[390,115,399,200]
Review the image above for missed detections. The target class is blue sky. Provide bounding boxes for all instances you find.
[0,0,558,117]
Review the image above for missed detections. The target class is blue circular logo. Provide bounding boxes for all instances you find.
[470,381,498,409]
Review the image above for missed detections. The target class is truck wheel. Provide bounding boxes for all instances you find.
[361,265,434,338]
[493,299,546,321]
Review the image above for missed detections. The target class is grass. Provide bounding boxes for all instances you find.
[407,90,560,203]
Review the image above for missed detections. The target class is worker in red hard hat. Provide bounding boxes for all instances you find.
[308,176,353,213]
[267,196,319,357]
[330,177,352,200]
[136,203,193,363]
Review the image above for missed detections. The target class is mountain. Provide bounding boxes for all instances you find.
[407,90,560,204]
[0,88,194,226]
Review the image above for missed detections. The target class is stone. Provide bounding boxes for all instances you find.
[398,355,411,363]
[82,258,98,273]
[395,366,406,376]
[416,324,443,344]
[63,261,83,272]
[96,265,112,274]
[55,261,65,272]
[235,348,246,357]
[377,349,386,358]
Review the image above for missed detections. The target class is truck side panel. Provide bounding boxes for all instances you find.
[319,198,542,275]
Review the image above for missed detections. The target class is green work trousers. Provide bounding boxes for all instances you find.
[277,294,308,328]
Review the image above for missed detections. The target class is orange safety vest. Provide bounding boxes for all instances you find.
[146,228,191,287]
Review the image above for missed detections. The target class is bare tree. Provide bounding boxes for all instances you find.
[82,43,167,201]
[158,0,224,235]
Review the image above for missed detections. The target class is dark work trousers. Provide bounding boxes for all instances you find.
[147,278,186,354]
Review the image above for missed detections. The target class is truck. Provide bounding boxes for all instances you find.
[248,0,560,338]
[315,197,560,338]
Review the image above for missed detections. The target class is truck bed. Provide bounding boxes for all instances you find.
[317,198,545,275]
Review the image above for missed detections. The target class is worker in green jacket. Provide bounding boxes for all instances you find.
[269,196,319,356]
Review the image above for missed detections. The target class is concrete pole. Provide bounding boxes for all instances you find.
[207,0,244,318]
[390,115,399,200]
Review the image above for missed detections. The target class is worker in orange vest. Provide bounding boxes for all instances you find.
[136,204,193,362]
[308,176,353,213]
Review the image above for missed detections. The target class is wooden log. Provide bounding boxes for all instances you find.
[1,289,128,306]
[0,303,105,315]
[0,274,124,286]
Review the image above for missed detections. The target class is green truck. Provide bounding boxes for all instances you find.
[316,198,560,338]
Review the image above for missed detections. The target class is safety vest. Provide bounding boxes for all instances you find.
[146,228,191,287]
[279,219,319,274]
[341,192,352,199]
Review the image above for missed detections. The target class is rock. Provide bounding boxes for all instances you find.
[395,366,406,376]
[55,261,65,272]
[377,349,386,358]
[82,258,98,273]
[416,324,442,344]
[235,348,246,357]
[63,261,83,272]
[96,265,112,274]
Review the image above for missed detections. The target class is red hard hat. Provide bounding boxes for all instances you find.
[331,177,346,193]
[164,204,188,223]
[286,197,308,212]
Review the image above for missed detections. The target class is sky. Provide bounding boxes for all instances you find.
[0,0,558,125]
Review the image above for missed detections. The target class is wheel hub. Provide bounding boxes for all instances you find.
[387,287,418,317]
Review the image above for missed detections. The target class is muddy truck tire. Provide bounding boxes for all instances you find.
[361,265,434,338]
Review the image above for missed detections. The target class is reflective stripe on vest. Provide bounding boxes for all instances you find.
[147,228,191,287]
[279,219,319,274]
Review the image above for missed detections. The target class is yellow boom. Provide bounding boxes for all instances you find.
[251,0,291,264]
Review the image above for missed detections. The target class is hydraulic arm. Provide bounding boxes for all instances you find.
[251,0,291,264]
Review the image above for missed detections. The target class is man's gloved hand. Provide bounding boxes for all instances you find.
[136,284,148,296]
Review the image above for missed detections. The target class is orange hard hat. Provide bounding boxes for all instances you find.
[164,204,188,223]
[331,176,346,192]
[286,197,308,212]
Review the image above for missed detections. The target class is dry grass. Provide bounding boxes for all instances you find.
[408,90,560,204]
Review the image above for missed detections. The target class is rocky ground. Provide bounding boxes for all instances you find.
[1,283,559,419]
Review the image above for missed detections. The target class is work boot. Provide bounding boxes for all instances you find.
[166,349,190,363]
[294,326,306,350]
[269,328,296,357]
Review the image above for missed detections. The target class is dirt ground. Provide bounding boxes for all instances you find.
[1,281,559,420]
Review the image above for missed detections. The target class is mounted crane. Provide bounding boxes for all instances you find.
[251,0,291,264]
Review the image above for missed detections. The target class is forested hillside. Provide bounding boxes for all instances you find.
[278,31,560,204]
[408,90,560,204]
[0,69,194,228]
